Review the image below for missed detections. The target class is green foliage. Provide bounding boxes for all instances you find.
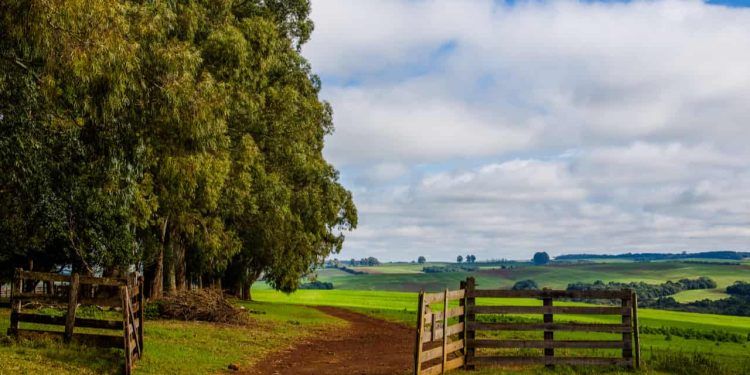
[532,251,550,265]
[417,256,426,264]
[512,279,539,290]
[0,0,356,297]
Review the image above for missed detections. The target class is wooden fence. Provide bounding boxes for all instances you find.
[7,268,144,375]
[414,277,640,374]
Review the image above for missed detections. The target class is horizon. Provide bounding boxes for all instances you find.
[305,0,750,261]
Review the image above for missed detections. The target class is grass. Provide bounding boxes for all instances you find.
[0,301,343,374]
[672,288,729,302]
[314,261,750,293]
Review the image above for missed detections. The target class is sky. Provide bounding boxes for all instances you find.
[302,0,750,262]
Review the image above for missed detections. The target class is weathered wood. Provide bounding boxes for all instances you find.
[458,280,467,370]
[622,294,633,364]
[423,289,465,304]
[420,356,465,375]
[441,289,449,374]
[468,356,630,366]
[64,273,79,342]
[469,305,628,315]
[469,289,631,299]
[121,287,132,375]
[468,322,631,333]
[465,277,476,370]
[422,322,464,343]
[16,313,123,330]
[79,295,123,307]
[422,340,464,362]
[128,292,141,359]
[425,306,464,323]
[430,311,438,342]
[14,329,123,348]
[470,339,625,349]
[13,292,68,303]
[632,292,640,369]
[8,268,22,336]
[414,291,426,375]
[543,297,553,366]
[138,276,144,352]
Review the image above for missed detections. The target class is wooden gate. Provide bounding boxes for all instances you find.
[414,277,640,374]
[7,268,144,374]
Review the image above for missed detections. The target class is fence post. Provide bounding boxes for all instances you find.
[138,275,145,353]
[121,286,132,375]
[8,268,22,336]
[465,277,476,370]
[414,291,425,375]
[442,288,449,374]
[64,273,79,342]
[632,291,640,369]
[543,294,554,367]
[459,280,467,368]
[622,291,633,366]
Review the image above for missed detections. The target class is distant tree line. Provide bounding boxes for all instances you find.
[556,251,747,262]
[298,281,334,290]
[566,277,717,301]
[423,264,478,273]
[348,257,380,267]
[640,295,750,317]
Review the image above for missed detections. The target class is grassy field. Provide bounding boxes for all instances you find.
[0,302,343,374]
[312,261,750,303]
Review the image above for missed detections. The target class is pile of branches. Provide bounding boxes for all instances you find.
[157,289,248,325]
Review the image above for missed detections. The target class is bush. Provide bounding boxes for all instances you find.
[511,279,539,290]
[298,281,333,290]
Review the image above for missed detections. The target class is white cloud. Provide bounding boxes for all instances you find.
[305,0,750,260]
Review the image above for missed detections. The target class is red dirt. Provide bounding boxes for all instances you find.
[246,306,414,375]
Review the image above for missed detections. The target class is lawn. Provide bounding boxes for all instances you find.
[0,301,343,374]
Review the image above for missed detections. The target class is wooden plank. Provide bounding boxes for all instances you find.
[64,273,79,342]
[470,339,625,349]
[468,322,631,333]
[424,289,465,304]
[17,313,121,330]
[414,291,426,375]
[121,287,132,375]
[468,356,630,366]
[458,279,467,370]
[633,292,640,369]
[465,277,476,370]
[19,271,128,286]
[469,289,631,299]
[14,329,123,348]
[422,322,464,343]
[18,271,69,283]
[421,340,464,362]
[543,297,553,366]
[470,305,628,315]
[137,276,144,353]
[420,356,465,375]
[128,293,141,358]
[424,306,464,323]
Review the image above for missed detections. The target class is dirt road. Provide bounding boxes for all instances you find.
[247,306,414,375]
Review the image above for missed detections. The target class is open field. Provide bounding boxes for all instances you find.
[312,261,750,303]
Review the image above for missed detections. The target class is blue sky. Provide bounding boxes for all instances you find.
[303,0,750,261]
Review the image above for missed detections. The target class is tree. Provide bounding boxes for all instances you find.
[0,0,356,301]
[533,252,551,266]
[457,255,463,263]
[465,255,476,263]
[512,279,539,290]
[417,256,426,264]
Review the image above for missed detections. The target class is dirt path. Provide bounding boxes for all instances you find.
[246,306,414,375]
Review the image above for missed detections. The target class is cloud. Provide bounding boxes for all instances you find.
[305,0,750,260]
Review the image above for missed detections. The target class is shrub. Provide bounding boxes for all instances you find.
[298,281,333,290]
[511,279,539,290]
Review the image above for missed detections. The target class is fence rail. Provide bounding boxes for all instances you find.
[7,268,144,375]
[414,277,640,374]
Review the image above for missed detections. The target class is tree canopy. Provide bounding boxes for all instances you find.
[532,252,550,265]
[0,0,356,299]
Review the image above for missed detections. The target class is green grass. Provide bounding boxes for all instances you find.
[314,262,750,293]
[672,288,729,303]
[0,301,343,374]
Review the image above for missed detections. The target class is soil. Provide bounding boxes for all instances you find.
[246,306,414,375]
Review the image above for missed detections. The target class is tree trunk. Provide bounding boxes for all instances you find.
[149,247,164,300]
[174,242,187,291]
